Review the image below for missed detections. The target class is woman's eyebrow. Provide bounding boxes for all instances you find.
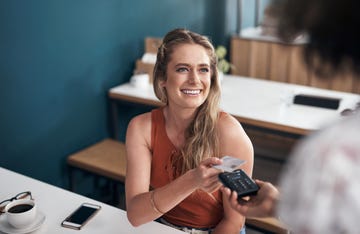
[175,63,209,67]
[175,63,191,67]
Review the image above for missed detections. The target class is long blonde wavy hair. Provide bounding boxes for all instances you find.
[153,28,221,176]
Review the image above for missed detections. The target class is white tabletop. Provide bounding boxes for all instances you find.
[109,75,360,135]
[0,167,184,234]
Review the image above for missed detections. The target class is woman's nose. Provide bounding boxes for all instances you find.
[189,70,200,83]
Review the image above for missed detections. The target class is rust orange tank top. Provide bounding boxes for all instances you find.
[150,107,223,228]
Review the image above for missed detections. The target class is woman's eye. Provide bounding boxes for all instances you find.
[176,67,188,73]
[199,67,209,73]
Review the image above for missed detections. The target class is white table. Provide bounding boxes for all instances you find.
[109,75,360,136]
[0,167,184,234]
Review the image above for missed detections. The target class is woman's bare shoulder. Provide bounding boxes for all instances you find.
[126,112,152,142]
[217,111,251,147]
[128,112,151,128]
[218,112,241,130]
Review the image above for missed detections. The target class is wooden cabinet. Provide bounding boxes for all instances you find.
[243,125,300,185]
[230,36,357,93]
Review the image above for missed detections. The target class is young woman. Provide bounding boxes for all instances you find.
[125,28,253,234]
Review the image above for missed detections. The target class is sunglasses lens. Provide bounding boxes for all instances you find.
[15,192,31,200]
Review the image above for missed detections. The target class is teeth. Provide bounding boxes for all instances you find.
[182,89,201,95]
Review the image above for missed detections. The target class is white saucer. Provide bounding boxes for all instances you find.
[0,211,46,234]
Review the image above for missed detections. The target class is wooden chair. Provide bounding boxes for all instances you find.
[67,138,126,208]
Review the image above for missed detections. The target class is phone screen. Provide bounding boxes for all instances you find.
[62,203,101,229]
[67,206,97,224]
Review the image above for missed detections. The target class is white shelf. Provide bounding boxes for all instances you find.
[239,27,308,45]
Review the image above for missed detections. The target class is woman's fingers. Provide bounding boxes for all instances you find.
[201,174,223,192]
[200,157,222,168]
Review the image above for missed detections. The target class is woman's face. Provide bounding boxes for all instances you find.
[161,43,211,110]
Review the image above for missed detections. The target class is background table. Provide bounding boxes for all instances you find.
[0,167,184,234]
[108,75,360,183]
[109,74,360,136]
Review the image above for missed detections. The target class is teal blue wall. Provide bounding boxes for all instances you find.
[0,0,258,189]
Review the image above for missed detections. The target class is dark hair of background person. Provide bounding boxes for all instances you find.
[273,0,360,77]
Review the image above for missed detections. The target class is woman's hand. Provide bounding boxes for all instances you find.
[189,157,223,193]
[221,180,279,217]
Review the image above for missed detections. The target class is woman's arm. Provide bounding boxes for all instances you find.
[125,113,223,226]
[212,113,254,233]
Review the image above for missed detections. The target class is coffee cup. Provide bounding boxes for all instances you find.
[4,199,37,229]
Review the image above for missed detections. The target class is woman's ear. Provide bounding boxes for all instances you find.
[159,79,166,88]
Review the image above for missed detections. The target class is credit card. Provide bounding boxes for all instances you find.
[213,156,245,172]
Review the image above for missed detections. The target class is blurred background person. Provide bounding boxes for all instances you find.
[222,0,360,233]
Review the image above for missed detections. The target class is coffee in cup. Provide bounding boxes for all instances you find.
[4,199,37,229]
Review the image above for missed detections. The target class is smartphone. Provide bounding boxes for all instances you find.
[293,94,340,109]
[61,203,101,230]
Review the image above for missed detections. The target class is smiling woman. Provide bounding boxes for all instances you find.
[124,28,254,234]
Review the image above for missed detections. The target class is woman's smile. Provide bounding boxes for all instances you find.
[181,89,202,96]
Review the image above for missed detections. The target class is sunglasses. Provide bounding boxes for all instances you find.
[0,191,33,214]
